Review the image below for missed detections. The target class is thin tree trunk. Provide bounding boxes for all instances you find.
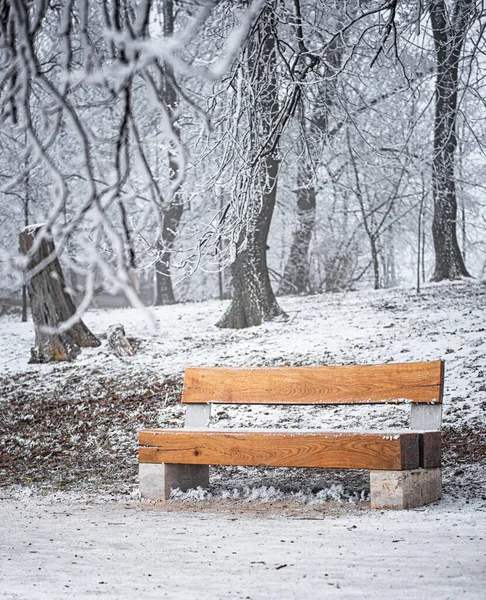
[217,3,286,329]
[21,281,28,322]
[19,225,100,363]
[279,20,344,296]
[278,124,316,295]
[461,201,466,263]
[155,196,183,305]
[21,172,29,322]
[154,0,183,306]
[22,145,29,322]
[218,189,225,301]
[422,225,426,283]
[417,188,425,294]
[429,0,472,280]
[385,221,396,288]
[370,236,380,290]
[348,133,382,290]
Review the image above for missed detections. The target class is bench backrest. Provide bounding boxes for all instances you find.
[182,361,444,406]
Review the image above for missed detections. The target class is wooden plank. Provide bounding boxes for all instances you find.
[182,362,444,405]
[139,430,420,470]
[419,432,442,468]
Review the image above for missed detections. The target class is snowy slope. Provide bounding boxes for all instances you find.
[0,280,485,503]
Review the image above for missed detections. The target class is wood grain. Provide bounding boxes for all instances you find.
[139,430,420,470]
[182,362,444,405]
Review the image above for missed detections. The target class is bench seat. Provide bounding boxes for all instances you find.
[139,429,441,471]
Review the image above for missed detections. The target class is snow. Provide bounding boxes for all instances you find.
[0,280,485,597]
[0,496,485,599]
[19,223,46,233]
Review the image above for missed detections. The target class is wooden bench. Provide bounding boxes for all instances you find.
[139,361,444,509]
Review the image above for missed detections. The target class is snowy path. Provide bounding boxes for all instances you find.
[1,498,485,599]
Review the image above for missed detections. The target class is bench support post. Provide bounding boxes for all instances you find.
[185,403,211,428]
[139,463,209,501]
[410,404,442,430]
[370,468,442,509]
[139,403,212,500]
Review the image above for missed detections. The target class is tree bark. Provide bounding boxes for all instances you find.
[19,225,100,363]
[154,0,184,306]
[155,197,183,305]
[370,235,380,290]
[278,140,316,295]
[278,13,344,296]
[218,157,284,329]
[22,160,29,322]
[217,3,286,329]
[429,0,472,281]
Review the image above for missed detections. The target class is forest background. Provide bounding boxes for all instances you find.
[0,0,484,331]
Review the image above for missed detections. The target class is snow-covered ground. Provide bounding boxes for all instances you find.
[1,495,485,599]
[1,281,485,597]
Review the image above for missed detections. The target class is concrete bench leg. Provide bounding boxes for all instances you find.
[370,468,442,510]
[139,463,209,501]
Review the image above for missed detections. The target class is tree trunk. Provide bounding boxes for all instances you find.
[217,157,285,329]
[21,162,29,322]
[278,144,316,295]
[370,236,380,290]
[217,3,286,329]
[417,189,426,293]
[429,0,472,281]
[383,220,397,288]
[278,18,344,296]
[155,197,183,305]
[154,0,184,306]
[19,225,100,363]
[155,250,175,305]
